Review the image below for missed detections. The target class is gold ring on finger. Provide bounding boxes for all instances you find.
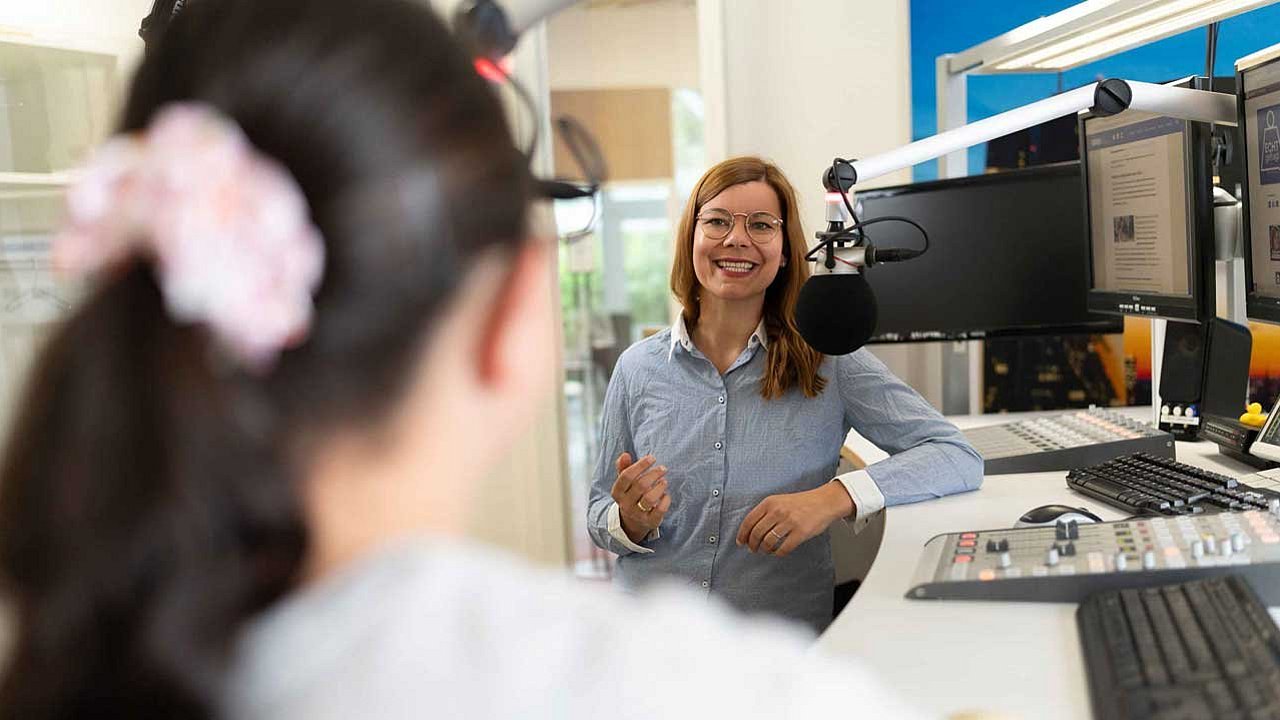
[637,499,651,513]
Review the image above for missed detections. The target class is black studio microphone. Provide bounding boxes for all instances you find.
[794,162,927,356]
[795,266,879,356]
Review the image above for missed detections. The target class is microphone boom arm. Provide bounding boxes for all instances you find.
[831,79,1237,191]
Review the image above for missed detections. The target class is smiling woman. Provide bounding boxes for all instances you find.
[673,158,822,397]
[586,156,985,633]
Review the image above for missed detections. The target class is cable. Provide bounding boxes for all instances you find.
[1205,22,1229,178]
[551,115,607,243]
[818,157,931,267]
[557,115,607,186]
[1205,22,1220,80]
[486,59,541,160]
[805,215,930,263]
[831,157,862,225]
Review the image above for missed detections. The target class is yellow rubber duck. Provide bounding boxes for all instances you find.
[1240,402,1267,428]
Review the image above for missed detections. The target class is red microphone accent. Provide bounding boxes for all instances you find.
[473,56,514,83]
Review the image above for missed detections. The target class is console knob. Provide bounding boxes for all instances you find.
[1142,550,1156,570]
[1231,533,1246,553]
[998,551,1012,569]
[1114,552,1128,571]
[1046,548,1060,566]
[1191,540,1205,558]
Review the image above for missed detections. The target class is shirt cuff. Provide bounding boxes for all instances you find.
[834,469,886,535]
[606,502,658,554]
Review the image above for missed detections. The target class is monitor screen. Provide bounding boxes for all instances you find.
[854,163,1122,343]
[1240,45,1280,324]
[1083,110,1201,319]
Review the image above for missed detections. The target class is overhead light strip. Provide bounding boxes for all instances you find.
[987,0,1272,72]
[1034,0,1270,69]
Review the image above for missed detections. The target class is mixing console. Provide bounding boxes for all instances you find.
[964,407,1174,475]
[907,507,1280,603]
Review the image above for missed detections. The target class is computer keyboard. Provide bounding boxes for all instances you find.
[1066,453,1280,516]
[1078,575,1280,720]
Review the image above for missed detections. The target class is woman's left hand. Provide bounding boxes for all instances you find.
[736,482,855,557]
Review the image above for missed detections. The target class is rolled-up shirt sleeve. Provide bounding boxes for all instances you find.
[835,350,983,508]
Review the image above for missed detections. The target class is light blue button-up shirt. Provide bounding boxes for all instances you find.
[587,320,983,632]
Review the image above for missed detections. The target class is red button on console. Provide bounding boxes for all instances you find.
[960,532,977,539]
[954,555,973,563]
[958,539,977,547]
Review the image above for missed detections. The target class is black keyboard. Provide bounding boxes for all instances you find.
[1066,453,1280,516]
[1078,575,1280,720]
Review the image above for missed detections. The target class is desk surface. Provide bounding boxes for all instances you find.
[820,409,1272,720]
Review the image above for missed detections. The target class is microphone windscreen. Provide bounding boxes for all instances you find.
[794,273,878,355]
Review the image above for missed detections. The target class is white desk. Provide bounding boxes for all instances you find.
[819,410,1276,720]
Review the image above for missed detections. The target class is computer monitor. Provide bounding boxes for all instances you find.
[1238,43,1280,325]
[854,162,1123,342]
[1079,100,1216,323]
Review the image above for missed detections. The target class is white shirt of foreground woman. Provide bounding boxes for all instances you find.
[224,536,933,720]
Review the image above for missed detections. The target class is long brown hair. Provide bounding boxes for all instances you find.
[671,156,826,399]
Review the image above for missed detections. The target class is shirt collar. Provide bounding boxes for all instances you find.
[668,315,769,361]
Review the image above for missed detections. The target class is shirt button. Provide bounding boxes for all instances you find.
[701,580,710,588]
[717,395,725,404]
[713,489,721,497]
[714,441,723,450]
[709,535,718,544]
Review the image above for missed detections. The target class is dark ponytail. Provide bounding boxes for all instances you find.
[0,0,531,716]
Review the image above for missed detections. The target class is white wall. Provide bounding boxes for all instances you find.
[698,0,939,403]
[699,0,912,220]
[1,0,151,92]
[429,0,573,567]
[470,24,572,568]
[0,0,151,37]
[547,1,699,91]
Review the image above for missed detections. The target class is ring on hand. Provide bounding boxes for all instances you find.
[767,529,786,548]
[637,499,651,513]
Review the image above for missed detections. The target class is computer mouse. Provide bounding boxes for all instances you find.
[1015,504,1103,528]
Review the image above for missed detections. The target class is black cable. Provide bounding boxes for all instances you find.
[831,157,862,225]
[557,115,607,186]
[815,157,930,266]
[850,216,929,255]
[1205,22,1220,80]
[488,60,541,160]
[1205,22,1226,178]
[805,215,930,263]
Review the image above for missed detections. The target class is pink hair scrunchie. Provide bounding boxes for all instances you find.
[54,103,326,372]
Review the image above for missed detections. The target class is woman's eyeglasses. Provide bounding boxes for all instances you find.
[695,208,783,244]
